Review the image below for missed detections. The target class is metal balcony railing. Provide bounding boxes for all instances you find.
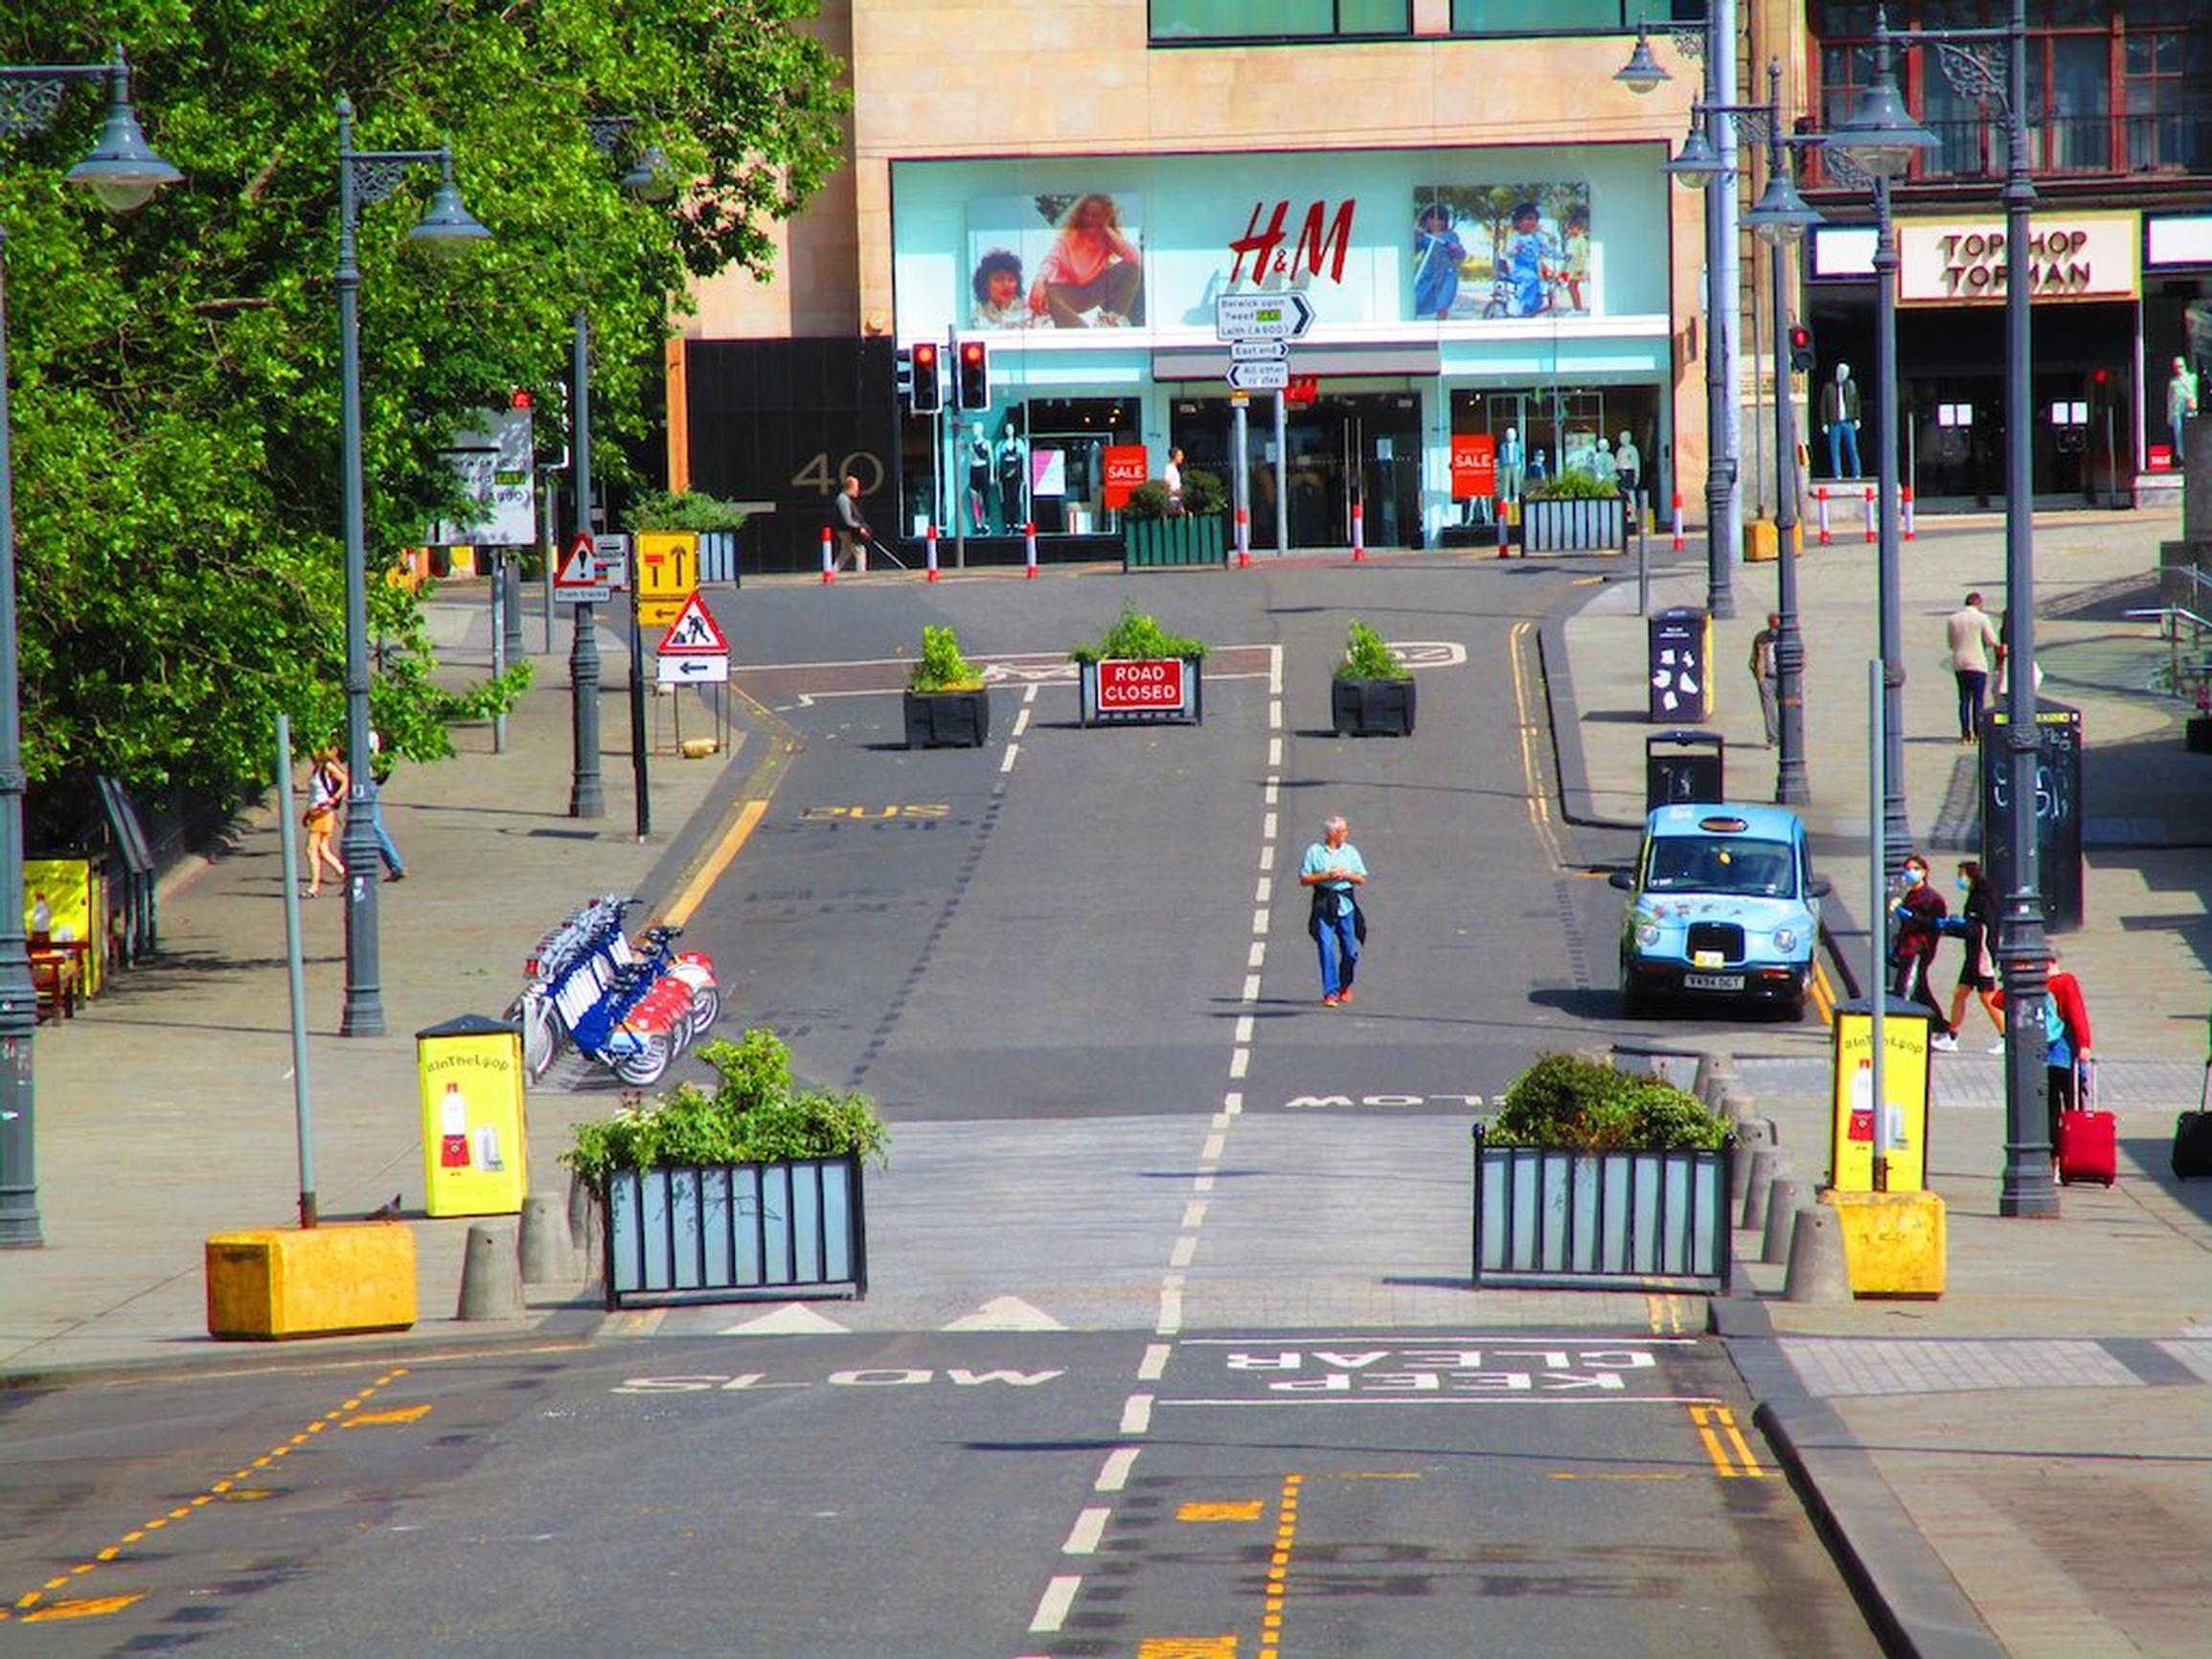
[1808,104,2212,185]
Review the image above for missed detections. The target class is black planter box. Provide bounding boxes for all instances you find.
[902,688,991,748]
[1332,676,1416,737]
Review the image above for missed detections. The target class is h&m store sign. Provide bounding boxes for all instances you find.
[1898,211,2138,306]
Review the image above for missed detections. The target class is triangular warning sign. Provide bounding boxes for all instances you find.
[655,590,729,656]
[553,533,602,590]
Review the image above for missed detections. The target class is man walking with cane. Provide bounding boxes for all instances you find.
[832,473,872,574]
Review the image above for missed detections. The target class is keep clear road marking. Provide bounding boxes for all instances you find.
[1157,1339,1705,1404]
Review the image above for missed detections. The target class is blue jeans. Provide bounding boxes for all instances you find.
[1315,909,1359,998]
[1827,420,1860,480]
[371,803,404,875]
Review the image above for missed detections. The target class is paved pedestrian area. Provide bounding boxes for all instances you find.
[1774,1336,2212,1397]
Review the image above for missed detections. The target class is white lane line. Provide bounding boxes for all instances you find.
[1255,875,1272,904]
[1029,1576,1083,1632]
[1242,972,1262,1002]
[1229,1049,1249,1080]
[1269,737,1283,767]
[1023,682,1039,703]
[999,742,1019,774]
[1253,907,1269,934]
[1266,781,1279,806]
[1269,644,1284,697]
[1061,1508,1111,1555]
[1247,941,1266,968]
[1096,1446,1141,1490]
[1257,843,1271,871]
[1181,1200,1210,1230]
[1234,1014,1254,1044]
[1270,697,1283,728]
[1193,1172,1216,1193]
[1121,1394,1155,1434]
[1139,1343,1172,1382]
[1201,1132,1225,1161]
[1157,1277,1185,1334]
[1221,1092,1242,1116]
[1263,810,1278,842]
[1012,707,1032,738]
[1170,1234,1198,1268]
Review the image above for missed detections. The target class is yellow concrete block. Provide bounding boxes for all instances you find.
[1743,520,1805,563]
[1820,1189,1946,1298]
[205,1223,419,1340]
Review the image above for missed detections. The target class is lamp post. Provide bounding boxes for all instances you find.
[1828,0,2055,1218]
[0,49,180,1248]
[1739,62,1822,808]
[571,117,672,834]
[334,95,490,1037]
[1617,1,1743,621]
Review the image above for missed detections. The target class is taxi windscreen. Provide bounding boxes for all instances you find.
[1641,836,1796,898]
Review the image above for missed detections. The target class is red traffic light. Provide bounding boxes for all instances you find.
[959,341,986,368]
[2092,368,2109,385]
[1787,325,1812,351]
[912,341,938,368]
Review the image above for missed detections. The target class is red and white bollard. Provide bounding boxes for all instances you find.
[1236,506,1251,568]
[1670,492,1684,554]
[820,524,835,583]
[1024,520,1038,579]
[1815,487,1831,546]
[1902,485,1916,541]
[1351,500,1365,561]
[924,522,940,582]
[1496,500,1511,558]
[1862,485,1876,544]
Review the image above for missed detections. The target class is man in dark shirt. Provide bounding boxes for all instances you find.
[832,474,870,573]
[1890,854,1952,1045]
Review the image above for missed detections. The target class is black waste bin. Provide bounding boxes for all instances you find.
[1978,698,2083,931]
[1648,606,1713,722]
[1646,729,1725,811]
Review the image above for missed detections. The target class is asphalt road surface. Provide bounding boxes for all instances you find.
[0,557,1872,1656]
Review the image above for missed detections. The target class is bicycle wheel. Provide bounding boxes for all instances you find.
[687,983,721,1032]
[518,993,558,1079]
[613,1032,672,1087]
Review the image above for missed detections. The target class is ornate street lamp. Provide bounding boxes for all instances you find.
[1828,2,2055,1218]
[333,94,490,1038]
[0,48,179,1248]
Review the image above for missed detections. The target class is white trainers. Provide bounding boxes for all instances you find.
[1987,1040,2007,1054]
[1930,1032,1958,1052]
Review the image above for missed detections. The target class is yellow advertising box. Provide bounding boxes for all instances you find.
[417,1014,528,1217]
[27,855,103,996]
[1828,1000,1933,1193]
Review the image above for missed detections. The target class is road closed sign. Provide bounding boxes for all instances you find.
[1081,655,1201,725]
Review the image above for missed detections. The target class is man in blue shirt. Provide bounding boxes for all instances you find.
[1300,815,1369,1007]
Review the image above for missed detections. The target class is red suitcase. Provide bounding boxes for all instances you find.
[2057,1061,2115,1188]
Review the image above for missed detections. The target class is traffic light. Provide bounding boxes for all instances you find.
[1788,322,1815,375]
[908,340,941,415]
[955,338,990,411]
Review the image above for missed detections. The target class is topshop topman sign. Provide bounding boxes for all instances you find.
[1897,212,2139,307]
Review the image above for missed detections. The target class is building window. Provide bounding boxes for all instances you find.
[1446,0,1702,31]
[1150,0,1409,41]
[1811,0,2211,181]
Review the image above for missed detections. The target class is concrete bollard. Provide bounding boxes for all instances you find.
[519,1192,577,1284]
[1729,1119,1775,1209]
[567,1170,594,1250]
[1740,1148,1778,1232]
[1763,1177,1812,1263]
[1693,1052,1738,1110]
[1783,1206,1852,1304]
[456,1222,525,1321]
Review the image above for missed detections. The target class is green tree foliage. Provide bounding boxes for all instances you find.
[0,3,847,801]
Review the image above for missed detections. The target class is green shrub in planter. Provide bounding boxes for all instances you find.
[1526,471,1623,501]
[623,489,755,534]
[1123,469,1227,520]
[907,625,980,692]
[1487,1052,1732,1151]
[1069,599,1210,665]
[1334,618,1408,681]
[563,1029,891,1187]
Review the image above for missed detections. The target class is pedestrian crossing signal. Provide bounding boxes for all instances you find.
[1788,322,1815,375]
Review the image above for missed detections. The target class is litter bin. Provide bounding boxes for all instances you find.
[1977,698,2084,932]
[1648,605,1713,722]
[1646,729,1725,810]
[418,1014,529,1217]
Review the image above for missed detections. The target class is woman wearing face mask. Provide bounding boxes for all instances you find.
[1944,860,2004,1051]
[1889,854,1951,1042]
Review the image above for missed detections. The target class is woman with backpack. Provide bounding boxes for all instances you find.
[301,745,348,898]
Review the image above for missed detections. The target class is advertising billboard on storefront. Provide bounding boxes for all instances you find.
[1411,182,1592,322]
[965,193,1148,330]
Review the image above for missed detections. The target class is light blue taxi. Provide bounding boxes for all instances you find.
[1609,803,1829,1020]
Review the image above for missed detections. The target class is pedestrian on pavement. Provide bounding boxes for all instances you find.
[1300,815,1368,1008]
[1889,853,1951,1041]
[1945,591,2003,744]
[1943,859,2002,1050]
[368,729,406,883]
[301,745,348,898]
[1748,612,1782,747]
[1994,951,2093,1156]
[831,473,871,574]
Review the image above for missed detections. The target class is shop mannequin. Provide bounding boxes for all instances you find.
[2168,354,2199,462]
[1496,425,1525,501]
[966,421,992,532]
[1529,446,1549,486]
[1615,430,1642,501]
[996,420,1027,533]
[1592,437,1616,484]
[1822,362,1862,480]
